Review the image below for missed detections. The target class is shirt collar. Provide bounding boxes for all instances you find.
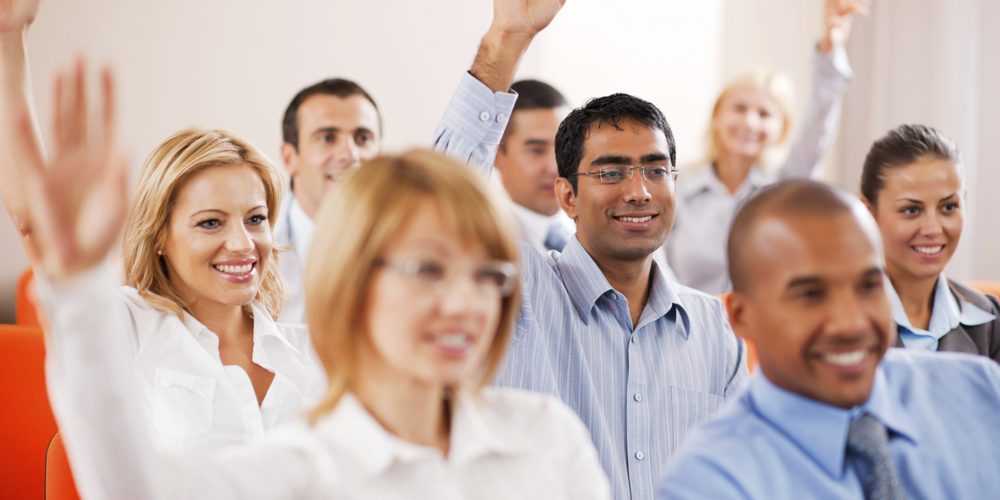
[555,237,687,333]
[886,274,995,339]
[508,202,574,250]
[680,164,769,201]
[180,303,314,395]
[316,392,531,480]
[288,195,316,259]
[750,367,918,479]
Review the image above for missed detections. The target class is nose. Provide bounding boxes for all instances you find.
[918,211,944,237]
[825,288,871,338]
[225,224,254,254]
[542,151,559,178]
[622,169,652,205]
[436,271,491,317]
[333,136,361,168]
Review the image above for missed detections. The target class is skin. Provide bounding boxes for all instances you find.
[555,119,676,327]
[728,211,892,408]
[711,85,785,192]
[162,163,276,404]
[355,202,502,455]
[279,93,381,219]
[495,106,568,215]
[867,156,964,330]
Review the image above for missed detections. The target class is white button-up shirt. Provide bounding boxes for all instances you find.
[40,263,325,452]
[44,266,610,500]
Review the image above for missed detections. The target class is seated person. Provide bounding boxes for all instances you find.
[656,179,1000,499]
[861,124,999,362]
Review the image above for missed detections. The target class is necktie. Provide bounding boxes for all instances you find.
[543,223,569,252]
[845,413,904,500]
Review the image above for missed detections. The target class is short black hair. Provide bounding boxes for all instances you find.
[500,80,568,151]
[860,124,960,205]
[281,78,382,149]
[555,93,676,191]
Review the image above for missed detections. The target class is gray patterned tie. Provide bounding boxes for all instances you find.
[845,413,904,500]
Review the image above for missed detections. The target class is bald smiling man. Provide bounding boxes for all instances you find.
[656,180,1000,499]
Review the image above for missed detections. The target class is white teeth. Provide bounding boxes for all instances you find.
[823,349,867,366]
[914,245,943,255]
[618,215,652,223]
[214,263,253,275]
[435,333,471,349]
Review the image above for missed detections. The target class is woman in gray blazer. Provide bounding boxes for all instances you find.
[861,124,1000,363]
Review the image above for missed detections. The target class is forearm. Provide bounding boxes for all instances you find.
[469,28,535,93]
[0,30,44,247]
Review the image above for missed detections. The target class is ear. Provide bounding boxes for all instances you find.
[725,291,756,344]
[280,142,299,176]
[555,177,578,219]
[860,195,876,218]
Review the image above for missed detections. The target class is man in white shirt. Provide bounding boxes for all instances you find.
[493,79,575,253]
[275,79,382,323]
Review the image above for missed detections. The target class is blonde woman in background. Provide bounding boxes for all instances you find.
[662,0,867,294]
[26,57,609,498]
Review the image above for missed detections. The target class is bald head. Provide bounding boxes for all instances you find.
[728,180,880,293]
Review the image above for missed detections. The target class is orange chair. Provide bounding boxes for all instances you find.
[966,280,1000,301]
[45,432,81,500]
[16,267,43,326]
[0,324,57,499]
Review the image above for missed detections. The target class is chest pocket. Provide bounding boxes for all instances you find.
[153,368,217,440]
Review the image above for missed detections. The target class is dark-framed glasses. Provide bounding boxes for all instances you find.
[568,164,679,185]
[374,257,518,298]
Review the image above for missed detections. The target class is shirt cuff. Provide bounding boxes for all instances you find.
[439,72,519,148]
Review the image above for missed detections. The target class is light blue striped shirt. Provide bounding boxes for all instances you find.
[435,73,749,500]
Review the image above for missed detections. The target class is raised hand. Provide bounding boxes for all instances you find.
[0,0,41,33]
[820,0,869,52]
[472,0,566,92]
[15,60,128,280]
[489,0,565,40]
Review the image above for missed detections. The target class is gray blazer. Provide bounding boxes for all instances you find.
[894,279,1000,363]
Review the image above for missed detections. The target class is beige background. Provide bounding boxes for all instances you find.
[4,0,994,321]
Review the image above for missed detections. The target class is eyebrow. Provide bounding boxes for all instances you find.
[939,193,959,202]
[893,197,924,204]
[785,267,883,289]
[189,205,267,218]
[522,139,550,147]
[640,153,670,164]
[311,126,375,137]
[590,155,632,167]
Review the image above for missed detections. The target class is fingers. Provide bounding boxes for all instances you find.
[53,57,89,154]
[99,67,116,154]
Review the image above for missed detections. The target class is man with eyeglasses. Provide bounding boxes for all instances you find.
[435,3,748,494]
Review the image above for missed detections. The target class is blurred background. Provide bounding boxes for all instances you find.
[1,0,997,321]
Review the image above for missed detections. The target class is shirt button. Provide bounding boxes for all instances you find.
[630,336,636,344]
[611,293,618,301]
[479,111,490,122]
[495,113,506,123]
[633,393,643,402]
[635,451,645,461]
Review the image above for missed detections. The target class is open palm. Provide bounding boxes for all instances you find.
[491,0,565,38]
[17,61,128,280]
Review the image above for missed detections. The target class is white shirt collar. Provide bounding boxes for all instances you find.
[680,163,769,200]
[886,274,995,340]
[509,202,574,251]
[315,391,533,481]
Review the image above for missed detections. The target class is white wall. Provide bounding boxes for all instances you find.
[0,0,837,321]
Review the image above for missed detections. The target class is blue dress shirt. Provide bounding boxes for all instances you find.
[885,274,995,351]
[437,73,748,500]
[656,349,1000,499]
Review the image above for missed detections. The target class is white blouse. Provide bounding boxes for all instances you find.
[44,266,611,500]
[39,263,325,452]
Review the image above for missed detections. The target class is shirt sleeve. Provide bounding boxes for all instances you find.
[432,72,518,175]
[777,44,853,181]
[39,264,320,500]
[655,455,749,500]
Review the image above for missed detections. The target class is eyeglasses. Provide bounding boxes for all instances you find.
[567,164,679,185]
[374,257,518,298]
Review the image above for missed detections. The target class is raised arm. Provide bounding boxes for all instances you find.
[433,0,564,172]
[0,0,44,261]
[779,0,867,181]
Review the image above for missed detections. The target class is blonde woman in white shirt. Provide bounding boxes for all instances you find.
[27,54,610,499]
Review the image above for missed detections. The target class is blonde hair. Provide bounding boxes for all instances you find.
[705,69,796,170]
[122,128,286,319]
[305,149,521,420]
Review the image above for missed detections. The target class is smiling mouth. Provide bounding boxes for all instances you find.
[822,349,868,367]
[213,263,254,275]
[913,244,945,256]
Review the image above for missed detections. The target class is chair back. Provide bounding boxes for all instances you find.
[0,324,57,498]
[45,432,81,500]
[966,280,1000,301]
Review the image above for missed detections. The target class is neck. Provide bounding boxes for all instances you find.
[354,356,451,455]
[887,268,938,330]
[187,300,251,344]
[713,153,756,194]
[593,252,654,328]
[292,182,319,220]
